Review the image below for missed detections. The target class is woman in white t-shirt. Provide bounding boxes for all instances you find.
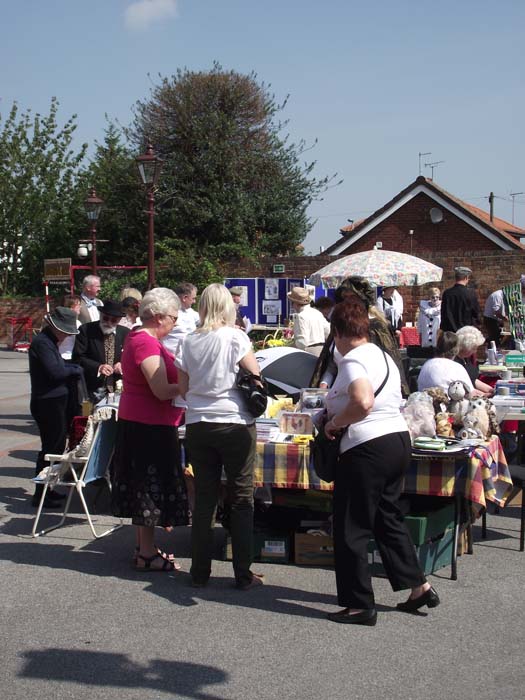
[176,283,264,591]
[323,300,439,625]
[417,331,479,395]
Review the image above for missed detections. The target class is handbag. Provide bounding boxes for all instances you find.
[312,349,390,483]
[236,369,269,418]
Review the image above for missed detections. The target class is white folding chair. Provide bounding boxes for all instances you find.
[32,406,123,538]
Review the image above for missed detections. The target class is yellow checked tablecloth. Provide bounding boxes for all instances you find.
[254,442,332,491]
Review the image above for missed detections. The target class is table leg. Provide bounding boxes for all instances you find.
[451,495,460,580]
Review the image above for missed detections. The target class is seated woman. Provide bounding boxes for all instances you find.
[455,326,494,397]
[324,300,439,624]
[417,331,480,395]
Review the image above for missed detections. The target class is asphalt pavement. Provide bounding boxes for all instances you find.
[0,347,523,700]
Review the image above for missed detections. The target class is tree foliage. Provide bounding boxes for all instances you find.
[128,64,339,273]
[0,98,88,295]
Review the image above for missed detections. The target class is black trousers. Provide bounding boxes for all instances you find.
[333,431,426,609]
[30,395,69,479]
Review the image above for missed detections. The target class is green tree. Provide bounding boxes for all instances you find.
[128,64,339,274]
[0,98,88,295]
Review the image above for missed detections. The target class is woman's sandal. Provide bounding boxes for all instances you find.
[132,547,182,570]
[134,552,178,572]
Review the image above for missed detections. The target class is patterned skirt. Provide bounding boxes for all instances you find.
[111,419,189,527]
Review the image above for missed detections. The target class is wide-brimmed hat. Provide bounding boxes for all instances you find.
[287,287,311,305]
[229,286,243,296]
[100,299,124,318]
[46,307,79,335]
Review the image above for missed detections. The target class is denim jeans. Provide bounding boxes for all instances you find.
[185,422,256,585]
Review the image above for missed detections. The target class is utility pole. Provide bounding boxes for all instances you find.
[510,192,524,225]
[489,192,495,222]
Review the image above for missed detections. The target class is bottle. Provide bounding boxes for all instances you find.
[487,341,497,366]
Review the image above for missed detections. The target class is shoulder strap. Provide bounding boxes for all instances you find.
[374,349,390,398]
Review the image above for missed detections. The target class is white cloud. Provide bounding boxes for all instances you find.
[124,0,178,31]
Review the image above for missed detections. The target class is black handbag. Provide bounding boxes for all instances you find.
[236,370,269,418]
[312,349,390,483]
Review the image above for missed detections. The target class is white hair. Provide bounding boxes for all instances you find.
[456,325,485,354]
[139,287,180,320]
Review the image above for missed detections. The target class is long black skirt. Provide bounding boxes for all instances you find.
[111,419,189,527]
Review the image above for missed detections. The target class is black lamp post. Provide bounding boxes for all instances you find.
[135,142,163,289]
[82,188,104,274]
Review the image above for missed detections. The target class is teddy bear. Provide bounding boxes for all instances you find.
[435,412,455,438]
[423,386,450,415]
[447,380,471,426]
[457,407,489,440]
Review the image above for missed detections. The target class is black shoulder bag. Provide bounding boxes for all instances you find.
[236,369,269,418]
[311,350,390,483]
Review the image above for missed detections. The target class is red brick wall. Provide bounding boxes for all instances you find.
[346,192,502,255]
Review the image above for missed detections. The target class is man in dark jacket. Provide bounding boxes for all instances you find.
[73,299,129,399]
[440,266,480,332]
[29,307,83,507]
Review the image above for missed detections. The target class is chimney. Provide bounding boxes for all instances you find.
[489,192,494,222]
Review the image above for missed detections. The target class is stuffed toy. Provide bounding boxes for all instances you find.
[464,397,498,439]
[447,380,471,426]
[435,412,455,438]
[457,407,489,440]
[403,392,436,441]
[424,386,450,415]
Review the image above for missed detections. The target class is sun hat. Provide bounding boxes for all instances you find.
[229,286,243,296]
[100,299,124,318]
[287,287,311,305]
[46,307,80,335]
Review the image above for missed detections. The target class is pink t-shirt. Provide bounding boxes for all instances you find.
[118,329,184,426]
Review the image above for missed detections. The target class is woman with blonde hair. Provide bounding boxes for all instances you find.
[111,287,188,572]
[176,283,264,590]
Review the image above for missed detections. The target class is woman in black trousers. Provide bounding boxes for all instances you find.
[324,300,440,625]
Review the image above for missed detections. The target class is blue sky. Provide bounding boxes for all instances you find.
[2,0,524,254]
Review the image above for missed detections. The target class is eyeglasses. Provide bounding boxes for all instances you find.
[166,315,178,324]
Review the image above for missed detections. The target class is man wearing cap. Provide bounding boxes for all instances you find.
[73,299,130,399]
[288,286,330,356]
[229,286,252,333]
[440,266,480,332]
[78,275,104,324]
[29,307,83,507]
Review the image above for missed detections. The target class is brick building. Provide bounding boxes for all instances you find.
[326,176,524,257]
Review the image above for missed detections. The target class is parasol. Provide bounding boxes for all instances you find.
[308,249,443,288]
[254,347,318,397]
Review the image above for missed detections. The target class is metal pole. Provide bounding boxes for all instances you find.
[90,221,97,275]
[147,188,155,289]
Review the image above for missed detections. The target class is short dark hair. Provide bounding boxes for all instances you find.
[436,331,459,359]
[330,300,370,339]
[313,296,335,311]
[174,282,197,297]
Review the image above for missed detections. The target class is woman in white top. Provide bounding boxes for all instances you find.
[323,300,439,625]
[176,283,264,591]
[417,331,479,394]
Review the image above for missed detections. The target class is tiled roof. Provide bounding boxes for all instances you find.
[329,176,524,254]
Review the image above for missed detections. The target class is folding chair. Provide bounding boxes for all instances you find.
[32,405,123,538]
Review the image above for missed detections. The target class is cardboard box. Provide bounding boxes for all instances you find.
[223,532,290,563]
[294,532,334,566]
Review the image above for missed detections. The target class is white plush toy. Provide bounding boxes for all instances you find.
[447,380,471,426]
[458,408,489,441]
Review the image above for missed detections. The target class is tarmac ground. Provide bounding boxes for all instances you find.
[0,347,523,700]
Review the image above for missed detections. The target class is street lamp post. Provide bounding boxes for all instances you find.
[135,142,163,289]
[83,188,104,274]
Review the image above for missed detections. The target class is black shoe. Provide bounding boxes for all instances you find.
[31,494,62,509]
[327,608,377,625]
[396,586,440,613]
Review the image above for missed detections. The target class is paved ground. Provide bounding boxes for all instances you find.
[0,347,523,700]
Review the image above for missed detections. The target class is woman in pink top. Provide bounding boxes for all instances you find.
[111,288,188,572]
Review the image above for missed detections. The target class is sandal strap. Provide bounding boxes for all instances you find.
[136,553,174,571]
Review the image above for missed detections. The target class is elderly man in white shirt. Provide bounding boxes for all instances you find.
[163,282,200,359]
[78,275,103,324]
[288,287,330,356]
